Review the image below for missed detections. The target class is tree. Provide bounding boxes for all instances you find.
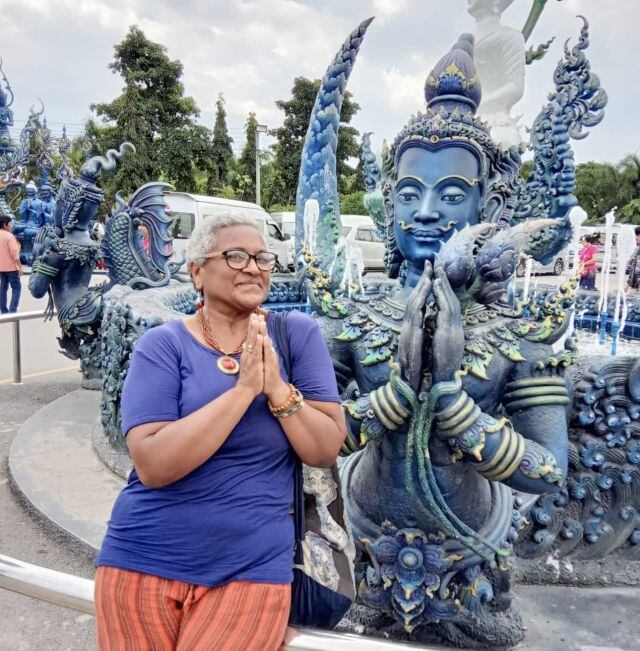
[88,26,213,206]
[616,198,640,224]
[209,93,234,192]
[236,113,258,202]
[259,151,287,211]
[574,161,623,223]
[619,153,640,203]
[271,77,362,206]
[339,191,367,215]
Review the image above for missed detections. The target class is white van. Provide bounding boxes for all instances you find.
[166,193,293,271]
[273,212,386,273]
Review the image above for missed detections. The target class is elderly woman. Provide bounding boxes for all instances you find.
[95,214,346,650]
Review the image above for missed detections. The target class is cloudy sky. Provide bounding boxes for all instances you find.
[2,0,638,166]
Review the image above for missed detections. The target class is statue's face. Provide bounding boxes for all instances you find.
[26,186,36,198]
[393,144,483,265]
[40,188,51,200]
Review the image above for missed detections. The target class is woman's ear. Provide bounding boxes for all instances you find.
[189,262,203,292]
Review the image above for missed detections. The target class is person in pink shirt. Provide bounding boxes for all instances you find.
[0,216,24,313]
[578,234,598,291]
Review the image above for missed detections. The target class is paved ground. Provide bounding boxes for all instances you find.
[0,375,97,651]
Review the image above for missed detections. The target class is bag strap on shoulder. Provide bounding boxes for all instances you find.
[271,311,305,564]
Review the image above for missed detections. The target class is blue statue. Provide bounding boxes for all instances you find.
[29,144,134,377]
[38,183,55,226]
[35,116,55,186]
[297,22,578,646]
[0,59,42,221]
[29,140,188,383]
[102,182,183,289]
[14,181,43,264]
[55,125,73,183]
[0,58,13,154]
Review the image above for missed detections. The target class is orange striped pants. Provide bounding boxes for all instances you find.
[95,566,291,651]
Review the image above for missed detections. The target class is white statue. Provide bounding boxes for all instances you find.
[468,0,526,149]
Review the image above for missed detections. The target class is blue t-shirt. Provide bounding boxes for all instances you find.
[96,311,340,587]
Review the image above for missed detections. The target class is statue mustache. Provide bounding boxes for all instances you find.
[398,220,457,235]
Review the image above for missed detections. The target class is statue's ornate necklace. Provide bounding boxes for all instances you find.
[197,308,245,375]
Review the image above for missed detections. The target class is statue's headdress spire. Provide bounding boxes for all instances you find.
[425,34,481,115]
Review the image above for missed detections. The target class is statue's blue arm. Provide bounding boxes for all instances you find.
[28,231,60,298]
[434,339,568,494]
[340,363,416,454]
[319,315,417,454]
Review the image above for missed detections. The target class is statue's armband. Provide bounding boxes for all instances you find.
[341,368,416,453]
[434,378,567,489]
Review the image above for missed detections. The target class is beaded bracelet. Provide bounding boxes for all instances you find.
[273,399,305,419]
[268,384,302,415]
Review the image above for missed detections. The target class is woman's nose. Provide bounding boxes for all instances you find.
[243,258,262,274]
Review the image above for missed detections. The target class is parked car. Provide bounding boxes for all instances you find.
[166,194,293,271]
[271,212,386,272]
[341,215,386,272]
[516,251,569,277]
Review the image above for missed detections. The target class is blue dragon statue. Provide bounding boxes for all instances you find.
[102,181,183,289]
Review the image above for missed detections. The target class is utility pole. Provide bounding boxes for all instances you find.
[255,124,268,206]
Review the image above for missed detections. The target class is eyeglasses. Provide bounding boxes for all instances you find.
[203,249,277,271]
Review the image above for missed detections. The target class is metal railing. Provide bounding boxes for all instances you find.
[0,553,439,650]
[0,309,56,385]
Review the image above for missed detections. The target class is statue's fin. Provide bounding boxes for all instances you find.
[514,17,607,222]
[525,37,555,65]
[294,16,374,278]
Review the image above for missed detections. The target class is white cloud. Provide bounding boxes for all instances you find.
[381,67,424,112]
[0,0,635,163]
[373,0,407,19]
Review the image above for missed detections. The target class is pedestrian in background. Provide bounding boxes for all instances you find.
[578,234,598,291]
[0,216,23,314]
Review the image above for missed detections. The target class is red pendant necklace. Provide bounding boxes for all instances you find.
[197,308,245,375]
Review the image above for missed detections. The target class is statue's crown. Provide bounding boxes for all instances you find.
[389,34,497,170]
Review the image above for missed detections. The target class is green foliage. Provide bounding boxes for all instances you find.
[616,198,640,224]
[619,154,640,203]
[271,76,362,206]
[259,155,287,210]
[209,93,234,192]
[216,185,238,200]
[339,191,367,215]
[236,112,258,202]
[574,161,622,223]
[268,203,296,213]
[87,26,214,210]
[520,159,533,181]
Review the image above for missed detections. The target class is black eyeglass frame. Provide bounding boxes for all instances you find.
[203,248,278,271]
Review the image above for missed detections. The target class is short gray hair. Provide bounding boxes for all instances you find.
[186,213,261,265]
